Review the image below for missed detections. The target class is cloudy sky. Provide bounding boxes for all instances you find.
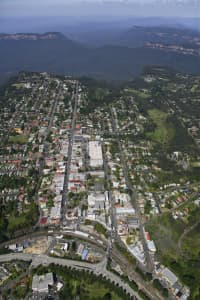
[0,0,199,17]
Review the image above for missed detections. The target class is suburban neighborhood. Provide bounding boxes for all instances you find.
[0,68,199,300]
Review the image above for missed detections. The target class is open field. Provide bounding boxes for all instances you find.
[181,222,200,257]
[124,88,150,99]
[147,213,185,260]
[7,215,27,232]
[88,283,122,300]
[146,109,175,149]
[12,83,25,89]
[9,135,29,144]
[147,209,200,299]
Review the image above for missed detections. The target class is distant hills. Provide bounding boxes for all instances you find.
[109,26,200,48]
[0,27,200,80]
[0,32,65,41]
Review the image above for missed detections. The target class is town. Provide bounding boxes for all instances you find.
[0,68,199,300]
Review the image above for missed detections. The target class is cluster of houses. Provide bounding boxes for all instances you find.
[0,73,67,219]
[87,81,194,299]
[37,78,77,226]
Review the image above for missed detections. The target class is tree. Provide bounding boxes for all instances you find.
[103,292,112,300]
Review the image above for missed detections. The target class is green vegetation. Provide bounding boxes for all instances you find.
[124,88,150,99]
[68,192,87,208]
[126,236,132,245]
[12,285,28,300]
[79,78,120,114]
[87,283,122,300]
[85,219,92,225]
[138,290,151,300]
[7,202,38,234]
[110,141,119,157]
[9,134,29,144]
[34,264,131,300]
[153,279,168,298]
[144,200,152,214]
[147,213,185,260]
[191,84,198,93]
[147,208,200,299]
[114,242,136,266]
[12,83,25,89]
[146,109,175,149]
[7,214,27,232]
[94,222,107,236]
[181,223,200,258]
[0,175,27,190]
[0,200,38,241]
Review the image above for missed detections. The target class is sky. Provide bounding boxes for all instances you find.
[0,0,199,18]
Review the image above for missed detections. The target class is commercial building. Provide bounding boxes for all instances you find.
[89,141,103,167]
[32,273,54,294]
[161,267,178,286]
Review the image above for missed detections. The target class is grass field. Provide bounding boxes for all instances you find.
[88,283,122,300]
[7,215,27,232]
[9,135,29,144]
[191,84,198,93]
[12,83,25,89]
[124,88,150,99]
[94,87,109,100]
[147,213,185,260]
[182,223,200,257]
[147,212,200,299]
[146,109,175,149]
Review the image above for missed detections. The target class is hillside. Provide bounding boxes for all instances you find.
[112,26,200,48]
[0,30,200,80]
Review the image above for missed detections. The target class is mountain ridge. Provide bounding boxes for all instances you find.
[0,27,200,80]
[0,32,66,41]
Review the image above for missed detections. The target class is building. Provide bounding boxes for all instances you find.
[77,243,84,256]
[81,249,88,260]
[88,192,105,211]
[49,201,61,224]
[147,240,156,253]
[116,207,135,216]
[161,267,178,286]
[32,273,54,294]
[89,141,103,167]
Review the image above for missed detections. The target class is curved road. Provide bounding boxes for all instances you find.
[0,253,140,300]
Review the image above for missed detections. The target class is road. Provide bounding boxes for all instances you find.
[61,81,79,223]
[111,246,164,300]
[35,83,62,228]
[0,253,140,300]
[110,106,154,273]
[102,140,116,236]
[0,227,164,300]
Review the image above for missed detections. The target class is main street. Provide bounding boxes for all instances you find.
[61,81,79,223]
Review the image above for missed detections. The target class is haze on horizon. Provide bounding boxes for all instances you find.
[0,0,199,18]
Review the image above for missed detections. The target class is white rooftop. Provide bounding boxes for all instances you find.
[89,141,103,167]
